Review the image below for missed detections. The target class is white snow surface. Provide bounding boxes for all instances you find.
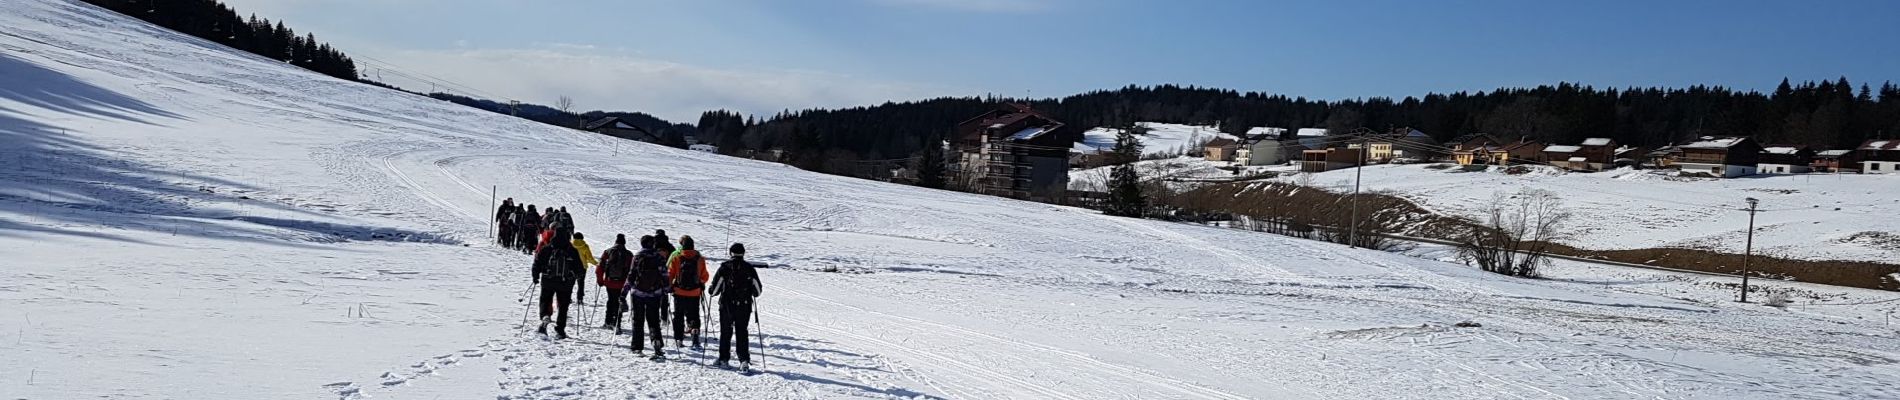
[1079,122,1237,157]
[1276,164,1900,263]
[4,2,1900,399]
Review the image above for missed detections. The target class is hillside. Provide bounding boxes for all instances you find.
[1278,164,1900,264]
[4,1,1900,399]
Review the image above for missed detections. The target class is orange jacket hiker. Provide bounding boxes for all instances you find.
[667,248,711,297]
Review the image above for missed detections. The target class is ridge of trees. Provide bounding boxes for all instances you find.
[81,0,359,81]
[718,81,1900,177]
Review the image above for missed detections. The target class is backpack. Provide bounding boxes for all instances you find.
[720,261,758,300]
[672,253,702,291]
[601,247,633,282]
[632,251,668,292]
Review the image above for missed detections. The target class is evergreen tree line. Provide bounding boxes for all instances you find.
[82,0,359,81]
[706,81,1900,177]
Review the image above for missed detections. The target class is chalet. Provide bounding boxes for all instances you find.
[1296,128,1329,138]
[1202,137,1240,162]
[1300,147,1365,173]
[1498,139,1546,165]
[1233,132,1293,166]
[1858,139,1900,174]
[1612,145,1646,168]
[1646,146,1682,169]
[1757,145,1815,174]
[1677,136,1762,178]
[1811,150,1859,173]
[951,104,1081,200]
[1382,128,1443,161]
[1448,133,1503,165]
[1543,145,1584,170]
[583,116,661,143]
[1573,138,1618,170]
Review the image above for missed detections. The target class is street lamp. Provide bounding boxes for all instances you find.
[1739,197,1759,303]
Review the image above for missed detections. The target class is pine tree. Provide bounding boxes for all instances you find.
[1105,125,1146,217]
[916,136,946,189]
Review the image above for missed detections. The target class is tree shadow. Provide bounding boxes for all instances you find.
[0,52,444,247]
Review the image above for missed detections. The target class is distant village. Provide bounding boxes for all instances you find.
[583,104,1900,203]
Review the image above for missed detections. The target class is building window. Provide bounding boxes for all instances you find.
[1873,163,1882,171]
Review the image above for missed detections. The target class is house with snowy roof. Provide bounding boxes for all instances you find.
[1676,136,1762,178]
[1810,149,1859,173]
[1573,138,1619,170]
[1757,145,1815,174]
[583,116,661,143]
[1856,139,1900,174]
[950,104,1080,200]
[1449,133,1504,165]
[1202,137,1240,162]
[1233,128,1293,166]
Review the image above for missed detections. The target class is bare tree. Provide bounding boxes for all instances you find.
[1456,188,1573,278]
[554,96,579,128]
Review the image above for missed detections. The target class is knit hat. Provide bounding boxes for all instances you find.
[573,232,584,240]
[729,243,745,256]
[615,233,626,245]
[640,235,654,249]
[680,235,694,250]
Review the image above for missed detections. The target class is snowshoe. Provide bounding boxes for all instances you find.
[712,360,731,369]
[648,352,665,362]
[738,362,752,374]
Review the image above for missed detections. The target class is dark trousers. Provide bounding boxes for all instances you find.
[572,278,587,306]
[630,296,667,352]
[603,287,626,328]
[498,224,512,246]
[719,300,753,363]
[537,278,572,334]
[673,295,702,344]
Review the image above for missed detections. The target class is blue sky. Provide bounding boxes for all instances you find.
[222,0,1900,122]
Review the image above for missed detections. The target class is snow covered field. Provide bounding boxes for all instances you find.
[1078,122,1236,157]
[4,1,1900,399]
[1277,164,1900,263]
[1068,156,1291,191]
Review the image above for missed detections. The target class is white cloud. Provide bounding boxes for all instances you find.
[357,45,962,123]
[867,0,1056,13]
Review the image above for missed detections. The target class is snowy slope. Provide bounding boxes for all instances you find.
[4,1,1900,399]
[1078,122,1236,157]
[1277,164,1900,263]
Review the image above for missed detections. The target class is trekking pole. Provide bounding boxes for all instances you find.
[754,300,765,371]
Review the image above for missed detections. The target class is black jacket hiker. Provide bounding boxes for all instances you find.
[709,251,763,365]
[532,231,585,337]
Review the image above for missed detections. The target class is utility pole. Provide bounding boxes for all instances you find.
[1740,197,1759,303]
[1348,134,1366,249]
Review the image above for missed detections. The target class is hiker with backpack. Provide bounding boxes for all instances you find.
[667,235,711,349]
[709,243,763,370]
[629,235,672,359]
[595,234,634,333]
[532,230,585,339]
[516,205,541,254]
[653,229,676,255]
[495,198,515,247]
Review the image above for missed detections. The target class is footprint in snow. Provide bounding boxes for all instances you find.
[380,371,408,387]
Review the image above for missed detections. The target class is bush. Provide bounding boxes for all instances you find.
[1503,165,1532,175]
[1454,164,1489,173]
[1424,163,1454,170]
[1455,189,1573,278]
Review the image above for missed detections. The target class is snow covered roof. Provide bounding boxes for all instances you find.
[614,121,637,130]
[1581,138,1613,146]
[1860,140,1899,151]
[1613,145,1637,156]
[1296,128,1328,137]
[1681,136,1749,149]
[1544,145,1582,153]
[1006,126,1048,141]
[1816,150,1852,157]
[1247,127,1286,137]
[1762,146,1802,155]
[1567,157,1589,163]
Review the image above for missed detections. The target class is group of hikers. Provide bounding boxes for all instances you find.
[495,198,765,371]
